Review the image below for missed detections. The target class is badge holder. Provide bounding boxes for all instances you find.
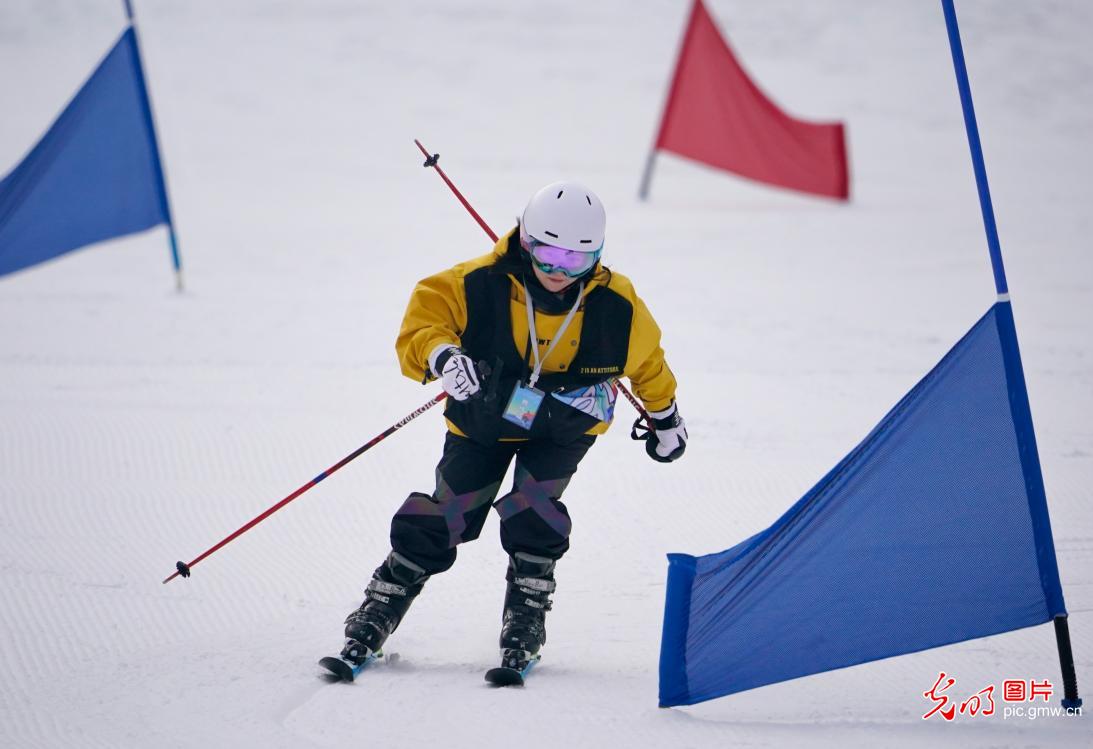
[502,382,545,430]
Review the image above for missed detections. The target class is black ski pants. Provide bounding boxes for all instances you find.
[389,431,595,575]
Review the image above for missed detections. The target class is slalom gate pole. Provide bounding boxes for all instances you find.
[125,0,185,292]
[638,149,657,202]
[1054,615,1083,710]
[940,0,1008,297]
[412,138,654,431]
[162,392,447,584]
[942,0,1080,709]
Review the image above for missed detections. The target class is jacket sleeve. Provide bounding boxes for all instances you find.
[623,295,677,412]
[395,266,469,382]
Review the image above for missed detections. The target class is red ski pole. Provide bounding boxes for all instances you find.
[162,392,447,584]
[412,138,654,432]
[413,139,498,243]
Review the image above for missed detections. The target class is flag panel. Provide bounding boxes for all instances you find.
[660,304,1065,706]
[0,27,167,277]
[655,0,849,199]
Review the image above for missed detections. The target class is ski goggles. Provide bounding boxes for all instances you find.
[528,240,603,278]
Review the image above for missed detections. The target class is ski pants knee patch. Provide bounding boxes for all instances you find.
[389,432,594,571]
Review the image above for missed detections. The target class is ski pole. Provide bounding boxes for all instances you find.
[162,392,447,584]
[413,139,498,243]
[412,138,654,432]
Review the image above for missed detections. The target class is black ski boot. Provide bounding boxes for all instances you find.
[498,552,556,672]
[340,551,429,665]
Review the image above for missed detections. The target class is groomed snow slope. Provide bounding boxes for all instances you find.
[1,1,1090,746]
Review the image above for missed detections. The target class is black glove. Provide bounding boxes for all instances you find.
[632,402,688,463]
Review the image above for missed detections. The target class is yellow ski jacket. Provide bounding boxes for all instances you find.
[396,227,677,440]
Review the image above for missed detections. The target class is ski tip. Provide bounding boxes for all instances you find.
[318,656,356,682]
[484,667,525,687]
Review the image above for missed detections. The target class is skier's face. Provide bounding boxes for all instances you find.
[532,262,579,293]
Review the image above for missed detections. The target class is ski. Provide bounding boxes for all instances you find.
[485,650,541,687]
[318,650,382,682]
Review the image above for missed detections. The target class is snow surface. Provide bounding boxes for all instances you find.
[1,1,1091,746]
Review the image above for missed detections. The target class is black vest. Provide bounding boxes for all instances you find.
[445,265,633,444]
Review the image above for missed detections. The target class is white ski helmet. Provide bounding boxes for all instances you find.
[520,181,606,253]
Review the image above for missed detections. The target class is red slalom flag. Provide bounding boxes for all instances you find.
[641,0,849,200]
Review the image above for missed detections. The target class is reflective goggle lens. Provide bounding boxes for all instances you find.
[530,242,602,278]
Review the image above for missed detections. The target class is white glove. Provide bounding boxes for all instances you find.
[429,344,481,402]
[640,402,688,463]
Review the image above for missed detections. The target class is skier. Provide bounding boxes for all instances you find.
[336,181,687,680]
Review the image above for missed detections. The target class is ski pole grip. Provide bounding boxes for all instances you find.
[482,356,504,404]
[470,359,492,402]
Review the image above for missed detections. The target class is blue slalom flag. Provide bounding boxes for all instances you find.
[658,303,1066,706]
[0,27,171,277]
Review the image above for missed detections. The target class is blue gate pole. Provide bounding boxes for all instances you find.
[123,0,184,291]
[941,0,1080,711]
[940,0,1008,298]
